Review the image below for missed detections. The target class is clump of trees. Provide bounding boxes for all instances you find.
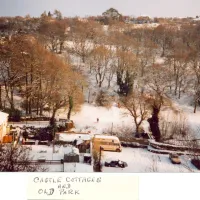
[95,90,113,108]
[0,34,84,126]
[159,112,190,142]
[2,11,200,143]
[38,18,68,53]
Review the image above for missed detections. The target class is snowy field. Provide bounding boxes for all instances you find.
[7,93,200,173]
[65,103,140,135]
[102,147,199,173]
[172,95,200,138]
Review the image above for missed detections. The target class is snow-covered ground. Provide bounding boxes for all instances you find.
[7,93,200,173]
[166,94,200,139]
[102,147,198,173]
[6,53,200,172]
[28,144,199,172]
[67,103,135,134]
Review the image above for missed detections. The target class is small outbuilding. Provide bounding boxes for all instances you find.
[64,152,79,163]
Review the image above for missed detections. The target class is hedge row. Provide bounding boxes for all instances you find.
[121,141,147,148]
[149,140,200,153]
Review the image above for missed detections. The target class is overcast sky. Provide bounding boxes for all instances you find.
[0,0,199,18]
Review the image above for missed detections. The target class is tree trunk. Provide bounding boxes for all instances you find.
[88,89,90,103]
[107,80,111,89]
[59,42,64,54]
[82,55,85,63]
[36,99,39,116]
[67,96,73,120]
[39,75,43,116]
[0,86,2,109]
[178,80,182,99]
[135,125,139,135]
[29,99,32,117]
[25,72,28,115]
[50,109,56,126]
[161,46,165,57]
[29,65,33,116]
[174,74,178,96]
[10,88,15,112]
[194,99,197,113]
[147,106,161,141]
[39,106,43,116]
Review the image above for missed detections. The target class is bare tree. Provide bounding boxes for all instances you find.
[121,90,149,134]
[88,46,113,87]
[144,64,172,141]
[165,40,190,98]
[67,20,98,63]
[38,19,68,53]
[153,25,174,57]
[65,71,85,120]
[95,90,113,108]
[159,111,190,142]
[0,144,46,172]
[53,9,63,20]
[188,49,200,113]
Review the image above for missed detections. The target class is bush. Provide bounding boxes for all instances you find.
[57,125,67,132]
[95,90,112,108]
[191,159,200,170]
[3,108,21,122]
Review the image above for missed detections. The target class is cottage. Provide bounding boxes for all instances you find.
[0,111,9,142]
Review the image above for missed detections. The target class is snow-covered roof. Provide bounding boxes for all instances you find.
[76,138,84,145]
[58,133,91,142]
[29,145,79,160]
[0,111,8,125]
[62,146,79,155]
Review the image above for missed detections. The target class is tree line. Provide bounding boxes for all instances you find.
[1,12,200,141]
[0,34,84,125]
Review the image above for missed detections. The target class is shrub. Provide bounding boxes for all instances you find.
[191,159,200,170]
[3,108,21,122]
[95,90,112,108]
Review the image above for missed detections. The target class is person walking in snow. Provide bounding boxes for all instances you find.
[97,118,99,123]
